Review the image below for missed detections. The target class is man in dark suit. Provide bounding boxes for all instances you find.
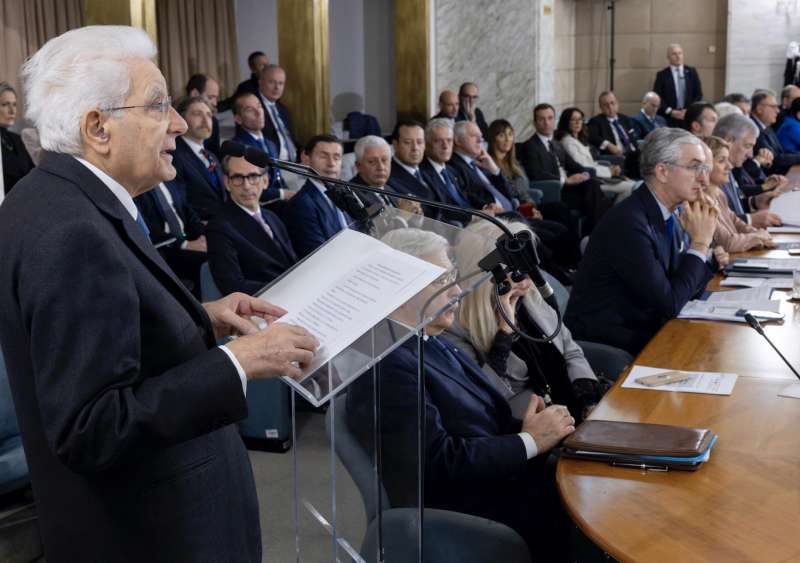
[387,119,443,218]
[517,104,612,233]
[587,91,640,177]
[431,89,459,120]
[217,51,268,113]
[346,228,575,560]
[749,90,800,175]
[172,96,226,220]
[206,155,297,295]
[230,91,289,201]
[134,179,207,298]
[631,91,667,139]
[185,73,221,157]
[457,82,489,138]
[256,64,297,163]
[652,43,703,126]
[565,128,717,355]
[419,117,473,225]
[282,134,348,258]
[0,26,317,562]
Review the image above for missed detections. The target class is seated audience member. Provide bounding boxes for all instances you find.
[449,120,516,216]
[0,81,35,199]
[449,219,604,420]
[723,93,751,116]
[432,89,459,120]
[282,135,347,258]
[419,118,473,226]
[487,118,542,205]
[701,136,775,252]
[714,101,744,119]
[777,97,800,152]
[750,90,800,175]
[713,114,782,228]
[206,155,297,295]
[653,43,703,125]
[775,84,800,131]
[351,134,423,216]
[684,102,718,137]
[135,179,207,298]
[565,128,717,355]
[517,103,611,233]
[387,119,442,218]
[257,64,297,163]
[631,91,667,138]
[346,227,575,560]
[218,50,269,112]
[172,96,225,220]
[457,82,489,137]
[555,107,636,203]
[230,91,289,200]
[185,73,221,157]
[587,91,640,176]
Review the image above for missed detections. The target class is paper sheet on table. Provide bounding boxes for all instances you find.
[733,257,800,271]
[768,226,800,234]
[677,299,782,322]
[706,286,776,303]
[770,190,800,226]
[623,365,738,395]
[257,229,446,379]
[720,277,792,289]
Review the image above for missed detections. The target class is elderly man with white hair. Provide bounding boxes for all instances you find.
[0,26,318,562]
[653,43,704,125]
[631,91,667,138]
[565,128,717,355]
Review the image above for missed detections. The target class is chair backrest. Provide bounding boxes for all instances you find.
[541,271,570,315]
[199,262,222,301]
[0,350,18,442]
[325,394,390,524]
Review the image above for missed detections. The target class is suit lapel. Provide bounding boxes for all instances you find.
[639,186,671,272]
[425,337,504,410]
[307,182,341,237]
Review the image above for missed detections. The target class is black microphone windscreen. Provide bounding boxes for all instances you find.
[244,146,271,168]
[219,140,246,158]
[743,313,763,334]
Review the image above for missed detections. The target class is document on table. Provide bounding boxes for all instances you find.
[258,229,446,379]
[720,277,792,289]
[769,190,800,226]
[768,226,800,234]
[677,299,782,322]
[731,257,800,272]
[623,365,738,395]
[705,286,776,303]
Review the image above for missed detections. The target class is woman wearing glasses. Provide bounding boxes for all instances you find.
[447,219,605,421]
[555,107,636,203]
[0,81,35,199]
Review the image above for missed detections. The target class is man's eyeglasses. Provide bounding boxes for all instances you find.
[227,172,265,187]
[669,162,711,177]
[432,268,459,286]
[100,96,172,120]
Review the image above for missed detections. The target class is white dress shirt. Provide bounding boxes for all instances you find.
[73,156,249,396]
[182,136,211,167]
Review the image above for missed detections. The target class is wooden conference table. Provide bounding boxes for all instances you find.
[557,235,800,562]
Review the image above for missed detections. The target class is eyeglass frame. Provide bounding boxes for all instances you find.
[667,162,711,178]
[432,267,459,286]
[225,172,267,187]
[99,96,173,119]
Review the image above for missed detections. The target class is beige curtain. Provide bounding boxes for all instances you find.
[0,0,84,95]
[156,0,239,100]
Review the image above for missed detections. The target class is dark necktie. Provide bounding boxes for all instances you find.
[440,167,470,207]
[470,161,512,211]
[200,148,222,190]
[725,173,746,216]
[611,119,632,154]
[546,140,562,172]
[135,212,150,238]
[153,186,184,240]
[663,214,676,266]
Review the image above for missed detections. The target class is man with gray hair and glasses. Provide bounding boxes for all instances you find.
[631,91,667,138]
[713,113,783,228]
[565,128,717,355]
[0,26,317,562]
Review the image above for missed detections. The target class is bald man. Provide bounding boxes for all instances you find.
[433,90,459,120]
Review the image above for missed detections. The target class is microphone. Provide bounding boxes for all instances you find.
[743,313,800,382]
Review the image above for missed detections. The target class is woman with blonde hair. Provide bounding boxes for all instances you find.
[702,136,775,252]
[447,218,604,420]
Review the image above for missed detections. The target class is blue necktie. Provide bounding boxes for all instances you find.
[724,173,746,216]
[611,119,632,154]
[135,212,150,238]
[440,168,470,208]
[470,161,512,211]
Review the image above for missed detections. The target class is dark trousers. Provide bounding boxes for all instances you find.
[561,178,613,234]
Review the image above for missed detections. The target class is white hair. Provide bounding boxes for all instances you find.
[713,113,759,141]
[21,25,157,155]
[354,135,390,162]
[381,228,449,259]
[453,120,475,143]
[425,117,454,143]
[667,43,682,52]
[639,127,701,181]
[714,102,743,119]
[642,91,660,104]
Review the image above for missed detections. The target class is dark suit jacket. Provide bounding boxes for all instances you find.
[516,135,592,182]
[1,128,35,194]
[456,107,489,138]
[419,158,472,225]
[565,185,713,355]
[447,151,515,211]
[631,110,667,139]
[282,179,349,258]
[0,152,260,562]
[587,113,639,156]
[203,115,221,158]
[346,336,561,552]
[230,128,286,200]
[217,74,259,114]
[257,96,296,159]
[206,200,297,295]
[386,158,442,218]
[652,65,704,117]
[752,116,800,175]
[135,180,205,248]
[172,136,226,220]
